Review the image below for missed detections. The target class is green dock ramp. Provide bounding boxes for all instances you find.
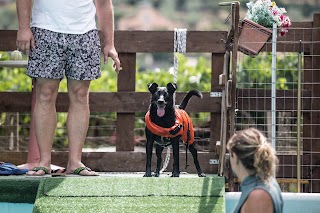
[0,176,40,203]
[33,173,225,213]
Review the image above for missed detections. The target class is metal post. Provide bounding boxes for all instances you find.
[297,40,302,193]
[271,23,277,150]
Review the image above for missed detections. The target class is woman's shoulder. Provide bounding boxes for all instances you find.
[243,189,273,212]
[249,188,272,200]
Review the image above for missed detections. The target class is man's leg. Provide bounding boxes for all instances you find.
[27,78,60,175]
[66,79,97,175]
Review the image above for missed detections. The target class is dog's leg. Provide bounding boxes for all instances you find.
[154,144,164,177]
[188,144,206,177]
[144,130,154,177]
[171,138,180,177]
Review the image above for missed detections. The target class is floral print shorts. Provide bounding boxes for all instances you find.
[27,27,101,80]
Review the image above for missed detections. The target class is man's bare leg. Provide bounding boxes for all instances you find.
[19,79,64,171]
[27,78,60,175]
[66,79,97,175]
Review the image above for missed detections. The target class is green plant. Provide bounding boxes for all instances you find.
[238,52,298,90]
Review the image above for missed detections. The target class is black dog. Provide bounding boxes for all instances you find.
[144,83,205,177]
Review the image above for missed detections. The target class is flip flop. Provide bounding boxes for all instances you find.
[27,167,50,176]
[72,167,99,176]
[0,162,29,176]
[51,168,67,177]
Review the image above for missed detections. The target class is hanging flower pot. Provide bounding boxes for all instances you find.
[238,0,292,56]
[238,18,272,56]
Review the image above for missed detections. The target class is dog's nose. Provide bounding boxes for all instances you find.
[157,100,165,105]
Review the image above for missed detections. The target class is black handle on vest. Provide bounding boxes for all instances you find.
[169,124,183,135]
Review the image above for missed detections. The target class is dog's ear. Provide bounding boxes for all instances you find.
[167,83,177,94]
[148,83,158,94]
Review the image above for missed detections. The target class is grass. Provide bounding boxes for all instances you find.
[33,174,225,213]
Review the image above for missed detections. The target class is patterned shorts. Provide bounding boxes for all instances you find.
[27,27,101,80]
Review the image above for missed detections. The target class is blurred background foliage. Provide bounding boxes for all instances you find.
[0,0,319,30]
[238,53,299,90]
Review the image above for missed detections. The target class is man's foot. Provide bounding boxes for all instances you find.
[27,166,50,176]
[18,163,64,171]
[17,163,38,170]
[67,163,98,176]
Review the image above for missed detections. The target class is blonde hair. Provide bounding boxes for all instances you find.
[227,128,278,181]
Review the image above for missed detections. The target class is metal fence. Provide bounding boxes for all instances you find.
[235,19,320,192]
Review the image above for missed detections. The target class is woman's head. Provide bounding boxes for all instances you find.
[227,128,278,181]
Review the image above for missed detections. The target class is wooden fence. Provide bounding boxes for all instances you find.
[0,12,319,192]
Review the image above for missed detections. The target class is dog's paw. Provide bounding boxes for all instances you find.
[171,173,180,177]
[143,173,152,177]
[198,173,206,177]
[153,169,160,177]
[153,172,160,177]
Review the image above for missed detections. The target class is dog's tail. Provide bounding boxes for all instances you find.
[179,90,203,110]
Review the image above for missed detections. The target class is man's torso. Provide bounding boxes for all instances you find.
[31,0,97,34]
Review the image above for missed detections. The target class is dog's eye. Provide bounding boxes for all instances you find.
[165,91,170,97]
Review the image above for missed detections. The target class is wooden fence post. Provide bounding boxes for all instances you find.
[116,53,136,151]
[210,54,224,152]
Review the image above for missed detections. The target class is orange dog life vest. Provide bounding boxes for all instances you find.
[145,108,194,145]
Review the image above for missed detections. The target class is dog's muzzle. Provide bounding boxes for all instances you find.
[157,98,166,117]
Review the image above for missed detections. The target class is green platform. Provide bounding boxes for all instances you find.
[1,173,225,213]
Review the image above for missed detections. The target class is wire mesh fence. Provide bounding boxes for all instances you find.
[235,21,320,192]
[0,112,212,153]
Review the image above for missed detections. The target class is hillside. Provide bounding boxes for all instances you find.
[0,0,319,30]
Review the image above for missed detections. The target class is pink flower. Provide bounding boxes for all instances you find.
[280,28,288,36]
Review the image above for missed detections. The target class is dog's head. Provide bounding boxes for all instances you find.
[148,83,177,118]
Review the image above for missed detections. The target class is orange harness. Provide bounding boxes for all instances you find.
[145,108,194,145]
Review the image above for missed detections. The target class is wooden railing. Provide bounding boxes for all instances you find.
[0,30,227,174]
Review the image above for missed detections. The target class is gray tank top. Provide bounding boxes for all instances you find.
[232,175,283,213]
